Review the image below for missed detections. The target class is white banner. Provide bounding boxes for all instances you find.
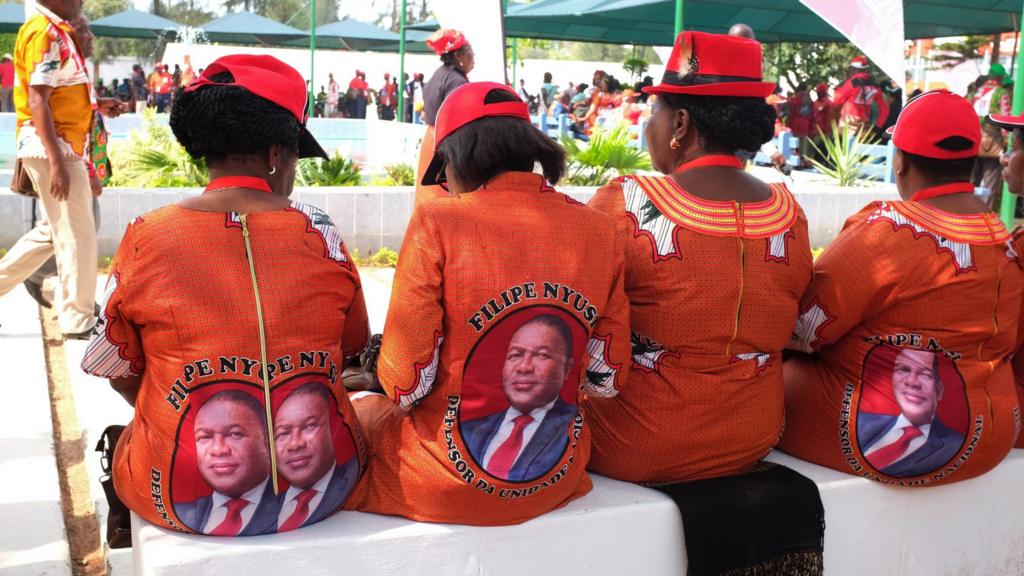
[431,0,507,84]
[799,0,905,85]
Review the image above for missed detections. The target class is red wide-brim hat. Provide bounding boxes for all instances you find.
[643,31,775,99]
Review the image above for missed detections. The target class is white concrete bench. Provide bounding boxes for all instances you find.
[131,450,1024,576]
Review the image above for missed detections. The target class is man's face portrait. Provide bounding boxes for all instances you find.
[194,396,271,498]
[274,389,335,489]
[502,320,573,414]
[892,349,943,427]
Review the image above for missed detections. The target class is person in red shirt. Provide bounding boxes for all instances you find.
[151,64,173,112]
[810,82,834,162]
[347,70,368,119]
[377,73,397,121]
[0,53,14,112]
[833,55,889,134]
[787,83,814,166]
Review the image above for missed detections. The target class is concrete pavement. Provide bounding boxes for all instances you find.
[0,267,395,575]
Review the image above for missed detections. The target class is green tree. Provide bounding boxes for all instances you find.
[85,0,155,78]
[223,0,338,27]
[762,42,880,89]
[930,35,988,70]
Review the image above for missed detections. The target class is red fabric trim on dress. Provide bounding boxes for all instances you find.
[672,154,744,172]
[910,182,974,202]
[204,176,273,194]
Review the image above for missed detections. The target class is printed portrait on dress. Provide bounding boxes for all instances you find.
[855,346,968,478]
[459,306,587,483]
[171,376,358,535]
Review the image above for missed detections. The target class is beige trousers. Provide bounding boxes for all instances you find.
[0,156,96,334]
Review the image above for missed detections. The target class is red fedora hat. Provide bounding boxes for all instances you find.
[644,31,775,98]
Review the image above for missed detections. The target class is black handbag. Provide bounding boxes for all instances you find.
[96,425,132,549]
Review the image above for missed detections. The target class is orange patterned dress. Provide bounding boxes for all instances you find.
[584,174,812,484]
[346,172,632,525]
[82,201,370,535]
[781,201,1022,484]
[1008,227,1024,448]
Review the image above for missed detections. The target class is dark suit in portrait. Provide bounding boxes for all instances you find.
[175,480,281,535]
[857,412,965,478]
[300,459,360,527]
[461,399,576,482]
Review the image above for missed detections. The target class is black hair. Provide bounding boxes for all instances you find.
[543,72,552,83]
[576,83,588,93]
[901,136,976,183]
[289,382,334,405]
[201,390,267,439]
[169,71,300,163]
[440,45,471,67]
[436,88,566,190]
[658,93,776,154]
[519,314,574,361]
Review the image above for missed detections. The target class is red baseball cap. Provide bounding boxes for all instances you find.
[644,31,774,98]
[850,55,869,69]
[887,90,979,159]
[988,112,1024,130]
[420,81,531,186]
[186,54,328,159]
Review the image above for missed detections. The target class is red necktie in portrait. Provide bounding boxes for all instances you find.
[488,414,534,478]
[209,498,249,536]
[279,488,319,532]
[869,426,924,470]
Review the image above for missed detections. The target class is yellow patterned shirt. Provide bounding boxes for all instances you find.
[14,3,93,159]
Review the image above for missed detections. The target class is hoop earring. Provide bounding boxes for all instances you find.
[269,166,277,175]
[670,137,680,150]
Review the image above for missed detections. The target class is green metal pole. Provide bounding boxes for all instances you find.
[1000,3,1024,226]
[512,39,518,85]
[309,0,316,118]
[398,0,407,121]
[674,0,684,36]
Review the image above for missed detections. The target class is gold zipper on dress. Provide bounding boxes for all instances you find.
[725,201,745,357]
[239,213,280,496]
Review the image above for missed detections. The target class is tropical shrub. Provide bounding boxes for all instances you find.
[560,124,650,186]
[109,108,208,187]
[297,153,362,187]
[809,122,881,187]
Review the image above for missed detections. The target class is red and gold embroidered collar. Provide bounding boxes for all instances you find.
[628,174,798,238]
[892,201,1010,244]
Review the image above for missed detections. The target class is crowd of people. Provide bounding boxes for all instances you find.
[2,1,1023,570]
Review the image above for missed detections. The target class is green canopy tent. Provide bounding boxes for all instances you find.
[201,11,308,46]
[372,29,434,54]
[0,3,23,33]
[284,19,401,51]
[412,0,1021,44]
[90,9,182,40]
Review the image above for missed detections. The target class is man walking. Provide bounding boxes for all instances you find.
[0,0,117,338]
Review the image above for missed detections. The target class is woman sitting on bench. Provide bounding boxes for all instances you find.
[583,31,812,484]
[344,82,631,525]
[781,90,1022,484]
[82,55,370,535]
[987,110,1024,449]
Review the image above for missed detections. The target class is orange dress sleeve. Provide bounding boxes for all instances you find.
[789,204,902,353]
[377,206,446,407]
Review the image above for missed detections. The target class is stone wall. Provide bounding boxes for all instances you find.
[0,181,900,257]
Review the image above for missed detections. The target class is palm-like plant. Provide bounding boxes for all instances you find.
[808,121,881,187]
[560,124,651,186]
[297,153,362,187]
[111,108,208,187]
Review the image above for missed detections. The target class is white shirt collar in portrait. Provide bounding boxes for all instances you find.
[482,398,557,469]
[203,477,269,534]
